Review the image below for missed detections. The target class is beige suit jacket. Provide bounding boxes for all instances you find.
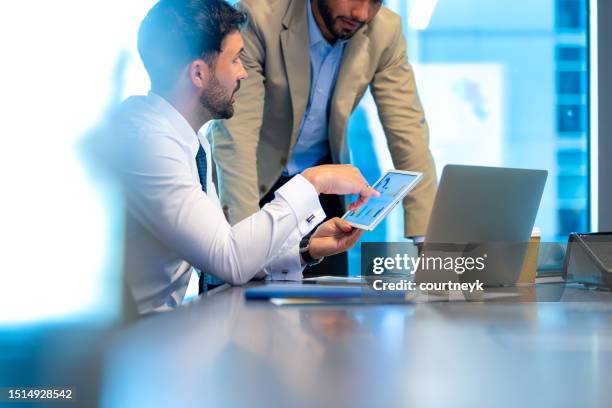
[208,0,437,237]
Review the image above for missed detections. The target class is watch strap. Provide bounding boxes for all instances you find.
[299,235,324,266]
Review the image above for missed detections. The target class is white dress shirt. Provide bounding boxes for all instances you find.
[104,92,325,314]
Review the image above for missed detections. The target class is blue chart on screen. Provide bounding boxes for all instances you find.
[344,173,419,228]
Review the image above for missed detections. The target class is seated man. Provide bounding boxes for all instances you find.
[98,0,378,314]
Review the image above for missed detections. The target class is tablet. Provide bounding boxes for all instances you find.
[342,170,423,231]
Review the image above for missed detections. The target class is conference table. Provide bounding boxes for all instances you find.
[101,282,612,408]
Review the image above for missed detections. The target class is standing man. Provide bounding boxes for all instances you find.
[209,0,437,276]
[99,0,378,314]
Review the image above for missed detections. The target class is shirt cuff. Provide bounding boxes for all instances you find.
[275,174,326,236]
[264,243,304,281]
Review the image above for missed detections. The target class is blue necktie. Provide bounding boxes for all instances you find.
[195,144,207,194]
[195,144,224,293]
[195,144,208,294]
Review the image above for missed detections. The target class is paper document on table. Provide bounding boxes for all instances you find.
[302,276,366,285]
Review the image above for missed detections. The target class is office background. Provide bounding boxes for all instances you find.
[0,0,608,327]
[350,0,589,243]
[0,2,609,404]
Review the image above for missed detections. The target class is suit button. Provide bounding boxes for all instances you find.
[260,184,267,193]
[280,157,287,166]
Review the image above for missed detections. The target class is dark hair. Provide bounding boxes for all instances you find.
[137,0,247,91]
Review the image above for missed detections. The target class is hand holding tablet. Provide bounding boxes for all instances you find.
[342,170,423,231]
[301,164,380,210]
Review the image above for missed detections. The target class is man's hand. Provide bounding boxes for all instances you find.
[301,164,380,210]
[306,218,365,260]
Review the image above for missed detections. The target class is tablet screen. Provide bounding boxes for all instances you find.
[343,171,421,230]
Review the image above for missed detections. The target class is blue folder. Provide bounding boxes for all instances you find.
[244,284,406,300]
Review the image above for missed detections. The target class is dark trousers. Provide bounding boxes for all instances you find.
[259,174,348,278]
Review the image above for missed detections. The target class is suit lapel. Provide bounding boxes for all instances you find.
[328,29,369,161]
[280,0,311,145]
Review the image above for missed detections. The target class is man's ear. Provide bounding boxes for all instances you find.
[189,59,209,89]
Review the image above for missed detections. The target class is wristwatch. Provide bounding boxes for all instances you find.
[299,235,324,266]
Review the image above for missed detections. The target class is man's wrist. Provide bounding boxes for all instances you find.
[299,235,324,266]
[301,168,321,194]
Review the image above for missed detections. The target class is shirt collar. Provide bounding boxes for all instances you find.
[307,0,328,48]
[146,91,200,156]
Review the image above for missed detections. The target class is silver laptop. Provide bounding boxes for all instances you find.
[416,165,547,287]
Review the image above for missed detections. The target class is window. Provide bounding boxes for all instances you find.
[347,0,590,273]
[556,0,587,29]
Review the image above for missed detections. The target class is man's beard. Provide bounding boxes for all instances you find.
[316,0,364,41]
[200,75,239,120]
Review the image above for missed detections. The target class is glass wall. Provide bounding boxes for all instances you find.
[348,0,589,273]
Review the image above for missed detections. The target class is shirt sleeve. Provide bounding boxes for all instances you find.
[262,175,326,280]
[262,238,304,281]
[115,128,325,286]
[274,174,327,236]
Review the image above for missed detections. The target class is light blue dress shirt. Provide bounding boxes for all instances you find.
[284,1,348,176]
